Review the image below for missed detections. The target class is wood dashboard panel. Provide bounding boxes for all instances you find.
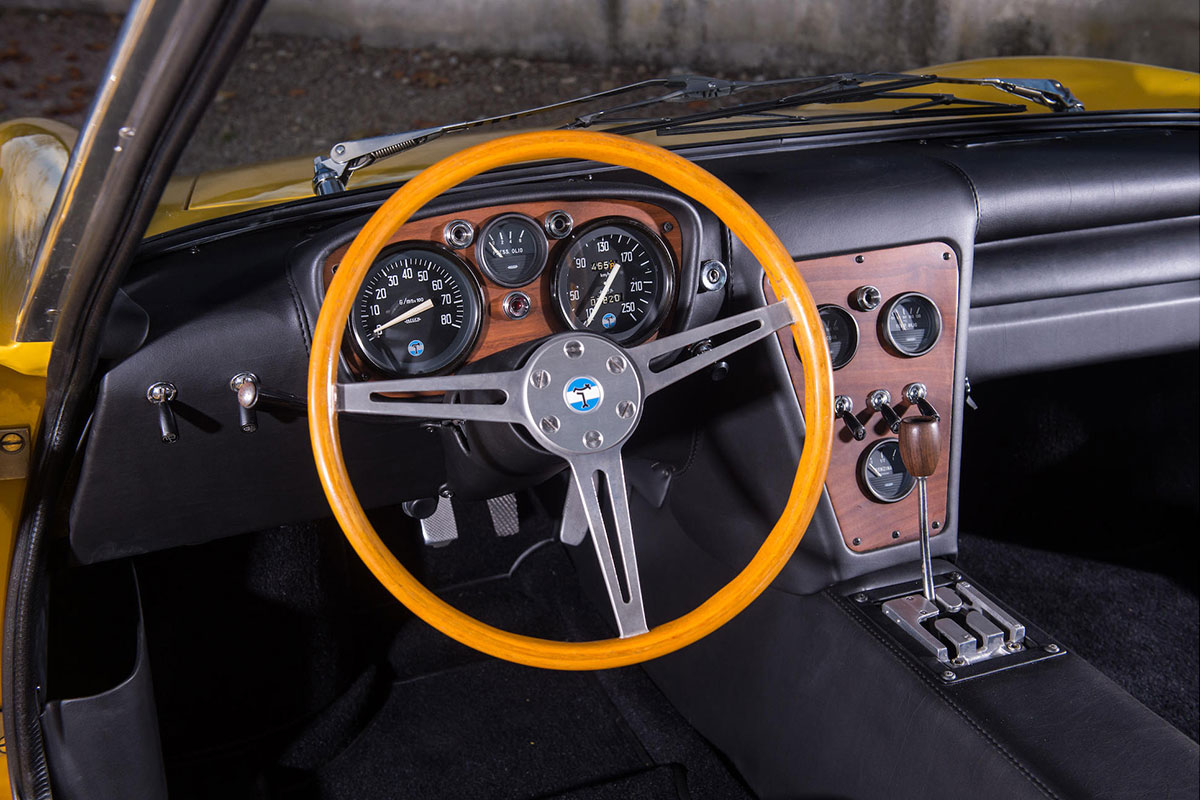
[772,242,959,553]
[323,199,683,380]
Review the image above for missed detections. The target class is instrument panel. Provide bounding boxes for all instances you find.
[772,241,960,553]
[321,200,684,380]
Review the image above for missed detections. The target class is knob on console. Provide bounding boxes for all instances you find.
[852,285,881,311]
[898,415,940,477]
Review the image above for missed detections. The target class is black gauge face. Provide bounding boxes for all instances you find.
[552,220,674,344]
[817,304,859,370]
[860,439,917,503]
[349,245,482,377]
[476,213,548,287]
[880,292,942,357]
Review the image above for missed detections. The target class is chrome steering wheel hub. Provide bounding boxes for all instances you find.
[521,335,644,457]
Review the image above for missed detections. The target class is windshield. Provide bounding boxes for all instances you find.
[2,3,1197,343]
[171,6,1197,177]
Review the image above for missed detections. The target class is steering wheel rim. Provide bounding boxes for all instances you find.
[308,130,833,670]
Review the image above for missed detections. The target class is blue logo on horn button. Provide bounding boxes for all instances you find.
[564,376,603,413]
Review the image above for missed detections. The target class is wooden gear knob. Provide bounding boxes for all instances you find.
[898,415,940,478]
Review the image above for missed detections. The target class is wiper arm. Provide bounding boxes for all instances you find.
[310,73,924,194]
[311,72,1083,195]
[941,76,1084,113]
[311,74,778,194]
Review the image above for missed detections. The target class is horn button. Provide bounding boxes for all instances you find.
[521,335,644,456]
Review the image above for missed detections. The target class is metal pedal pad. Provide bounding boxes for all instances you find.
[419,496,459,547]
[487,493,520,537]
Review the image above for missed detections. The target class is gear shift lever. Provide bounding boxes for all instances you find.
[898,415,940,602]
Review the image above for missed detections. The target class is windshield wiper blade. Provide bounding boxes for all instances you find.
[648,97,1028,137]
[599,73,1083,137]
[311,72,1083,195]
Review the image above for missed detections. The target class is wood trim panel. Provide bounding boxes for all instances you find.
[322,199,683,380]
[771,242,959,553]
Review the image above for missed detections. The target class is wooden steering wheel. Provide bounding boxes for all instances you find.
[308,131,833,670]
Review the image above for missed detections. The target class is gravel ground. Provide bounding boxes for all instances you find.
[0,10,123,125]
[1,8,837,176]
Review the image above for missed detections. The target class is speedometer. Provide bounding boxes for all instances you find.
[551,219,674,344]
[348,244,482,377]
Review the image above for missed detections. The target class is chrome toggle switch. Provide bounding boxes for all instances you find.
[868,389,903,433]
[835,395,866,441]
[903,382,940,420]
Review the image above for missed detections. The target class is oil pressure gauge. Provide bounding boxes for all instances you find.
[476,213,548,287]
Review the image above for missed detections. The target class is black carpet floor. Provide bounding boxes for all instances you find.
[956,353,1199,743]
[144,503,753,800]
[957,532,1199,742]
[273,543,753,800]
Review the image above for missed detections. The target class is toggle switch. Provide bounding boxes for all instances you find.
[903,382,940,420]
[146,382,179,444]
[834,395,866,441]
[868,389,903,433]
[236,374,307,415]
[230,372,259,432]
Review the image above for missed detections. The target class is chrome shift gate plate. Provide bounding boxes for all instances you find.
[845,570,1066,684]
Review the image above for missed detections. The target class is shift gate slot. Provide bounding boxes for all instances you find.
[878,578,1032,670]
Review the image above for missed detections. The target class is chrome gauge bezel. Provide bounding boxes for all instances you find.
[347,242,484,378]
[878,291,943,357]
[817,303,859,370]
[859,438,917,504]
[475,212,549,288]
[550,217,676,346]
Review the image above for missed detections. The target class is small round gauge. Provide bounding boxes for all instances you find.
[817,304,858,370]
[859,439,917,503]
[349,244,482,377]
[476,213,548,287]
[552,219,674,344]
[879,292,942,357]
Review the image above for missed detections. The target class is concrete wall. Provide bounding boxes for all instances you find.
[9,0,1199,73]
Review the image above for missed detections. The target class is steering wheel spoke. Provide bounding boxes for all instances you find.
[337,371,523,424]
[567,449,649,639]
[631,301,795,396]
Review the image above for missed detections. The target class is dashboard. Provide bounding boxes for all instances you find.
[64,125,1200,590]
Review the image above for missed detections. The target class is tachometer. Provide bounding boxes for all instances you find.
[348,244,482,377]
[551,219,674,344]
